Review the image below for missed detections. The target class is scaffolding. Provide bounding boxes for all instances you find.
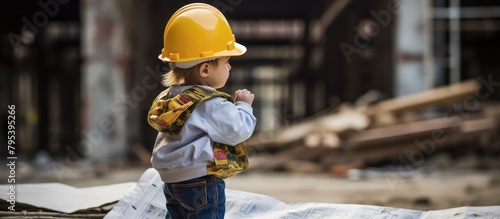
[424,1,500,88]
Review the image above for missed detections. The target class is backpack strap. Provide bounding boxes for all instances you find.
[148,86,230,135]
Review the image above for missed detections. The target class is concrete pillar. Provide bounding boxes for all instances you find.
[394,0,425,96]
[81,0,127,165]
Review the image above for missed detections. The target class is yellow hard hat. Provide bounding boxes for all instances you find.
[159,3,246,69]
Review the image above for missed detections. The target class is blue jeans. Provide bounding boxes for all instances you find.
[163,175,226,219]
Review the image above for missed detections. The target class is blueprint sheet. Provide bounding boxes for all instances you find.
[105,168,500,219]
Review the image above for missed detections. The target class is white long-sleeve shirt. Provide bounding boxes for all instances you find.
[150,85,256,183]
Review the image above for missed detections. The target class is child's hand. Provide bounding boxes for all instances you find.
[234,89,254,105]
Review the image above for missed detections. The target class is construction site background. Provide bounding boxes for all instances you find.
[1,0,500,215]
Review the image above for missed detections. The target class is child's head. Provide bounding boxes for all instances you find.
[159,3,245,88]
[162,57,232,89]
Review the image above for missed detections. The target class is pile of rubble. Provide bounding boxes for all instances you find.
[245,80,500,176]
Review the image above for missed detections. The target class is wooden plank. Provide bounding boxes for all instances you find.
[248,146,325,172]
[460,117,498,133]
[345,116,461,149]
[282,160,325,173]
[321,117,499,166]
[363,79,479,116]
[245,109,369,148]
[305,132,340,148]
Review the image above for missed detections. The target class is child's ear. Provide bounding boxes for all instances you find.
[198,63,209,78]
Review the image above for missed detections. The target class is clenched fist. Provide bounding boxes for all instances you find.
[234,89,254,105]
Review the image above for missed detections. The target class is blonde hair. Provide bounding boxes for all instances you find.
[161,60,218,87]
[161,67,195,87]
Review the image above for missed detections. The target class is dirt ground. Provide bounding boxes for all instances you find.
[7,158,500,212]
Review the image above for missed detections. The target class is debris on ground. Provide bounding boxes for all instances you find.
[245,80,500,176]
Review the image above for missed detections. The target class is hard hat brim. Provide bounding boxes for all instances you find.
[159,42,247,64]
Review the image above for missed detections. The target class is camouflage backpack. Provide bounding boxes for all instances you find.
[148,86,249,179]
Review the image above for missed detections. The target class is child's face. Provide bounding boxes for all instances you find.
[206,57,231,89]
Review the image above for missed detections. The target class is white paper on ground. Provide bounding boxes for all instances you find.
[105,168,500,219]
[0,182,136,213]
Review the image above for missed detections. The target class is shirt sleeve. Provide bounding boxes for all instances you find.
[199,97,257,145]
